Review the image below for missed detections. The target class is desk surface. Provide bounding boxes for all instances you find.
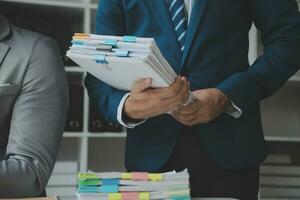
[61,197,238,200]
[0,197,238,200]
[63,198,238,200]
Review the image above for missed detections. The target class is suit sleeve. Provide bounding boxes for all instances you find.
[84,0,127,122]
[216,0,300,111]
[0,37,68,197]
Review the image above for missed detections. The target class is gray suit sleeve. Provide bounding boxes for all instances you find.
[0,37,69,197]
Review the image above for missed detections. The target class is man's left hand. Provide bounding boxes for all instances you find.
[172,88,230,126]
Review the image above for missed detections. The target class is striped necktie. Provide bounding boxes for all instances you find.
[167,0,187,52]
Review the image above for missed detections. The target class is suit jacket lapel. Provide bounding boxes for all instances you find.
[0,15,10,41]
[181,0,208,66]
[0,43,10,67]
[0,15,11,67]
[144,0,182,72]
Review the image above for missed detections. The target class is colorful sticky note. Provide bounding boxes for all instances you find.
[100,185,119,193]
[73,36,89,39]
[108,193,122,200]
[122,192,138,200]
[170,196,191,200]
[93,55,107,64]
[79,179,101,186]
[138,192,150,200]
[71,40,84,45]
[102,179,120,186]
[132,172,148,181]
[121,173,132,180]
[148,173,163,181]
[103,39,118,47]
[77,186,100,193]
[114,50,129,57]
[75,33,90,37]
[78,173,98,179]
[123,36,137,43]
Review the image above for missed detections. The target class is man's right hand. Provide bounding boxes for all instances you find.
[124,76,190,120]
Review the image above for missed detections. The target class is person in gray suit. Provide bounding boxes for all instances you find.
[0,15,68,197]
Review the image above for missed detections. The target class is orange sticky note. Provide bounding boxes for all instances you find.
[75,33,90,37]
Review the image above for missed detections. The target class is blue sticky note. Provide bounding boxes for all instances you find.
[170,196,191,200]
[93,55,107,64]
[77,186,101,193]
[114,50,129,57]
[100,185,118,193]
[102,179,120,186]
[103,39,118,47]
[71,40,84,45]
[123,36,137,43]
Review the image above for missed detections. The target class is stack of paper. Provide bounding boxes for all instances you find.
[66,33,178,91]
[46,161,78,198]
[76,170,191,200]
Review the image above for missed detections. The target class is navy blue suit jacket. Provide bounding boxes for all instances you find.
[85,0,300,171]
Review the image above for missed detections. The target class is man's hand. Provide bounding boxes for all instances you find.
[124,76,190,120]
[172,88,230,126]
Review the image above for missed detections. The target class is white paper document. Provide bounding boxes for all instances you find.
[66,33,179,91]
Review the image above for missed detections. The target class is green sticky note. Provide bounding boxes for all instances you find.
[78,173,98,179]
[79,179,102,186]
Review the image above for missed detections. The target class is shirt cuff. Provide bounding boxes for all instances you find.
[117,92,147,128]
[226,101,243,119]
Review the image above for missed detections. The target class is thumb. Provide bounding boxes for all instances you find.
[132,78,152,93]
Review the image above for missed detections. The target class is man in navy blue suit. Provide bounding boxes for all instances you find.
[86,0,300,198]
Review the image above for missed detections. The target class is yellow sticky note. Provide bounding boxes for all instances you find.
[139,192,150,200]
[78,173,98,179]
[121,172,132,180]
[108,193,122,200]
[148,173,163,181]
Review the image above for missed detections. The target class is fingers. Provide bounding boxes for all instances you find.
[149,76,189,108]
[155,76,186,99]
[159,77,190,111]
[170,76,188,99]
[172,112,198,122]
[132,78,152,93]
[167,80,188,106]
[129,76,191,118]
[177,100,201,115]
[177,77,190,103]
[172,88,230,126]
[172,112,199,127]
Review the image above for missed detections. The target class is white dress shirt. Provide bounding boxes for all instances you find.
[117,0,242,128]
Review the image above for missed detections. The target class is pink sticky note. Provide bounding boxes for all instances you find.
[131,172,148,181]
[122,192,139,200]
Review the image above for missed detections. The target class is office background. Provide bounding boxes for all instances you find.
[0,0,299,199]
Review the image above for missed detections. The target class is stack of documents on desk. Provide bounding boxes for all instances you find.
[66,33,178,91]
[76,170,190,200]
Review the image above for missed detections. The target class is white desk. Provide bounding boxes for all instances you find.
[0,196,238,200]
